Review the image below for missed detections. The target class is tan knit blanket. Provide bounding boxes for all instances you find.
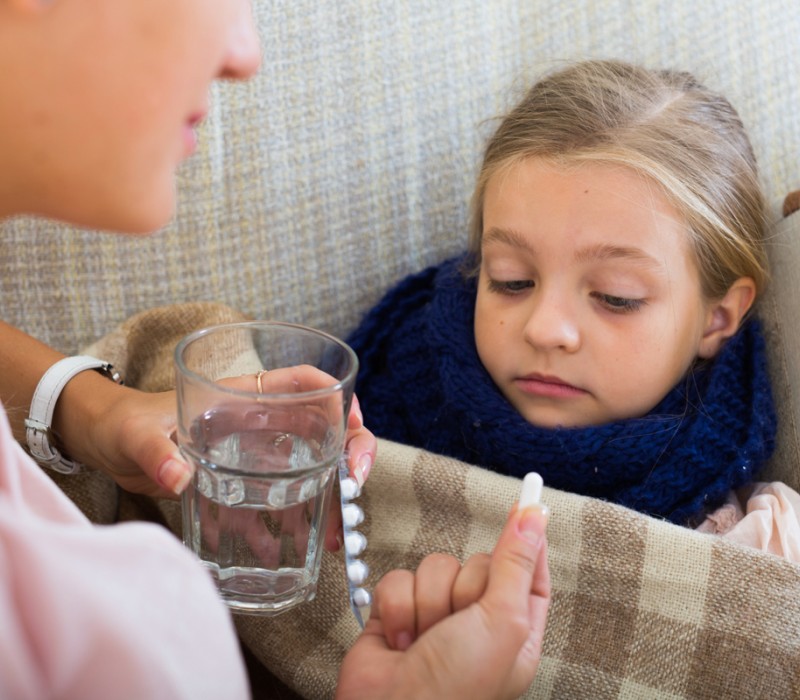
[52,302,800,699]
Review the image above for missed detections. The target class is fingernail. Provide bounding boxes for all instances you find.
[395,631,413,651]
[157,458,192,495]
[518,505,548,544]
[354,453,372,488]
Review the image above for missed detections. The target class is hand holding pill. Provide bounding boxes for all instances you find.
[335,470,550,700]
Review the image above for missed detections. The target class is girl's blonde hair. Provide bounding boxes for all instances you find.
[468,59,769,300]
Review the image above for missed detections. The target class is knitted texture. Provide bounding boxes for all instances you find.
[348,255,777,524]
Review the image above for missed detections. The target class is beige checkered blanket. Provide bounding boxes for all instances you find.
[54,302,800,699]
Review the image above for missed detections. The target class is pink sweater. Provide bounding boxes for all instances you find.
[0,403,249,700]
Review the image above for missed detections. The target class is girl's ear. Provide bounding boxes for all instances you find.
[697,277,757,359]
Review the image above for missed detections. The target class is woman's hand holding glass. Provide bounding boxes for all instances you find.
[76,376,375,528]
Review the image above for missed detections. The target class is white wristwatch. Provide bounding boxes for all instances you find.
[25,355,123,474]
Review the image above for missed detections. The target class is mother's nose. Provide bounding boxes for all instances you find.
[220,1,263,81]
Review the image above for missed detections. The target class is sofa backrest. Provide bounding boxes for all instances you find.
[2,0,799,487]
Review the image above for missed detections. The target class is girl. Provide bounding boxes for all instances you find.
[349,59,777,526]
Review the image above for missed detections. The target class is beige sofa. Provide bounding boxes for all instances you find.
[3,1,799,698]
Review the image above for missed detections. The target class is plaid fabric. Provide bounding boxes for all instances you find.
[49,302,800,700]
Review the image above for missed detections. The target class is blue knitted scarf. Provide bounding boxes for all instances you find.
[348,255,777,525]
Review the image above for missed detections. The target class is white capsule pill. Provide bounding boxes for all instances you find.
[352,587,371,608]
[519,472,543,508]
[344,531,367,556]
[342,503,364,527]
[347,560,369,585]
[340,476,360,501]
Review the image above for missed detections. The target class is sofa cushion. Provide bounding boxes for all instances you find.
[759,210,800,489]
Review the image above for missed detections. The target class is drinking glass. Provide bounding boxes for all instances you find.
[175,321,358,615]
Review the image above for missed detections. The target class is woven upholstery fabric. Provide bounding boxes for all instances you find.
[53,302,800,698]
[1,0,797,348]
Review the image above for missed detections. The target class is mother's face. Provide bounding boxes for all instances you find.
[0,0,261,233]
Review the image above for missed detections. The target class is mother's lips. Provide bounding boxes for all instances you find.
[186,112,206,128]
[182,112,207,157]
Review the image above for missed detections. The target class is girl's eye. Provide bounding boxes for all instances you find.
[487,279,534,295]
[593,292,646,313]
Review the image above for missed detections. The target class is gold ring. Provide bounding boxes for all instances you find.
[256,369,268,394]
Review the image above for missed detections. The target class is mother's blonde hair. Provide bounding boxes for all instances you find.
[468,59,769,300]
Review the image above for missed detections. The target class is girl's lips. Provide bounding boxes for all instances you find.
[515,374,587,399]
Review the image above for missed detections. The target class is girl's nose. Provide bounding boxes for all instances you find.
[522,291,581,352]
[220,2,262,81]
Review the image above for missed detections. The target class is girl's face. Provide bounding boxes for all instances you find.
[0,0,261,233]
[475,158,724,428]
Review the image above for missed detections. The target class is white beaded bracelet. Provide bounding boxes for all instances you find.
[25,355,123,474]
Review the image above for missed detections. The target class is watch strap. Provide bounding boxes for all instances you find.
[25,355,122,474]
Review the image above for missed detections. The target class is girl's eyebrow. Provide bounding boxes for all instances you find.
[482,227,532,250]
[484,229,662,267]
[574,243,662,270]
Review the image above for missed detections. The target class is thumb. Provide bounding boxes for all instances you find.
[483,504,549,611]
[152,448,193,496]
[123,428,191,497]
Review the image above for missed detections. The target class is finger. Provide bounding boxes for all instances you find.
[258,367,349,435]
[486,504,548,601]
[442,506,548,698]
[324,496,343,551]
[250,530,280,569]
[198,496,220,553]
[334,618,398,700]
[150,448,193,497]
[257,365,341,394]
[347,394,364,430]
[219,371,349,448]
[527,538,551,651]
[479,505,549,650]
[116,439,188,498]
[115,393,191,497]
[240,509,280,569]
[345,428,376,488]
[290,502,312,562]
[414,553,461,636]
[219,366,338,394]
[505,539,551,693]
[371,569,417,651]
[451,553,491,612]
[530,535,551,603]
